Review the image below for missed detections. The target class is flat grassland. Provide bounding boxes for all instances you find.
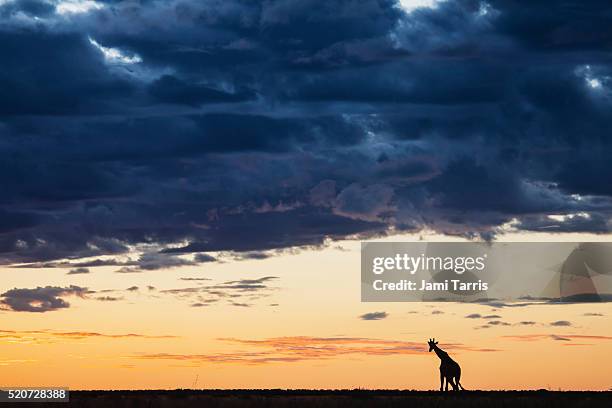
[30,389,612,408]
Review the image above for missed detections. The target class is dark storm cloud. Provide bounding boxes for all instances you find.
[550,320,572,327]
[95,295,123,302]
[551,335,571,341]
[487,320,510,326]
[492,1,612,52]
[0,285,87,312]
[231,252,271,261]
[14,257,135,269]
[0,0,56,18]
[220,276,279,291]
[504,334,612,342]
[159,209,385,254]
[0,209,41,233]
[359,311,388,320]
[67,267,90,275]
[465,313,502,319]
[0,29,134,116]
[515,212,612,233]
[194,253,217,263]
[160,276,278,308]
[148,75,257,106]
[116,253,197,273]
[1,0,612,266]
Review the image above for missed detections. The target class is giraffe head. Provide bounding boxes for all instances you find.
[427,338,438,352]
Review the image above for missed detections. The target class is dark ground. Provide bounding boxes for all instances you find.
[14,389,612,407]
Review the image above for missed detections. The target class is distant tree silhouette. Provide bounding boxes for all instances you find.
[427,338,465,391]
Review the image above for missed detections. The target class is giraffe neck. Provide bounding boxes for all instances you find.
[433,345,449,361]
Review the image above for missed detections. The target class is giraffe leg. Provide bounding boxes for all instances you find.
[456,373,464,391]
[449,377,459,391]
[439,371,444,391]
[444,376,449,391]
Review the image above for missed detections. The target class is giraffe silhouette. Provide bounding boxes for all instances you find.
[428,338,465,391]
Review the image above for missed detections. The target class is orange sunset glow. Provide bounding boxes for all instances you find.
[2,233,611,390]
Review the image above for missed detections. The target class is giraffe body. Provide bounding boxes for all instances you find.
[427,339,465,391]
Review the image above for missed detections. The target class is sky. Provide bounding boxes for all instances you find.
[1,0,612,390]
